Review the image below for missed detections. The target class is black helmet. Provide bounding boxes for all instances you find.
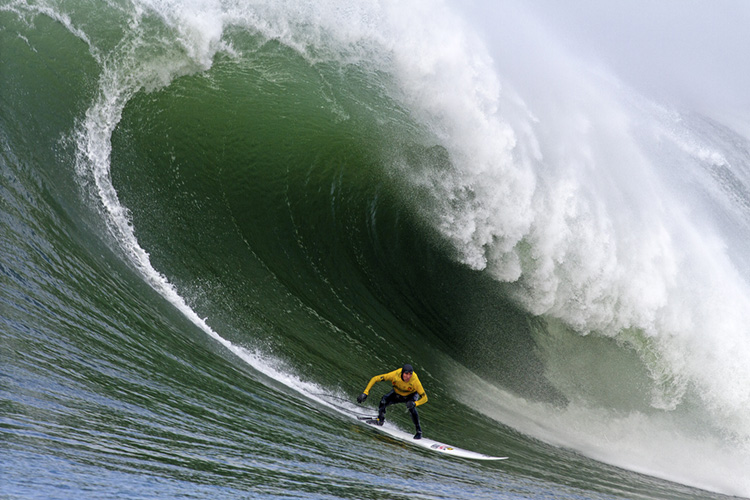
[402,363,414,374]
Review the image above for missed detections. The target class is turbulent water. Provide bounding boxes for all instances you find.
[3,1,750,498]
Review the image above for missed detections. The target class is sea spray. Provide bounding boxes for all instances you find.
[441,0,750,494]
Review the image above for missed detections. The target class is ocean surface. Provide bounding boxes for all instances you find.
[3,1,750,499]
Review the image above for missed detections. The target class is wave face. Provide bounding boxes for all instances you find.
[3,1,750,498]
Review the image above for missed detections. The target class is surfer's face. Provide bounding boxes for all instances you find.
[402,371,412,382]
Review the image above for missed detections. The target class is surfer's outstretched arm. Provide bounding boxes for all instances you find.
[357,372,387,403]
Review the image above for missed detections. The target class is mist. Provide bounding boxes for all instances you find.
[453,0,750,136]
[417,2,750,495]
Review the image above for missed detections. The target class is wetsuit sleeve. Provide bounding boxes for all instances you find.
[363,372,390,395]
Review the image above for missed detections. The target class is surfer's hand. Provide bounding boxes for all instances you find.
[406,400,415,410]
[357,393,367,404]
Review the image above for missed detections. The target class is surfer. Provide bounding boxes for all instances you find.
[356,364,428,439]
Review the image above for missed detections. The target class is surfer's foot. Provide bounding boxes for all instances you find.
[413,431,422,440]
[376,418,384,426]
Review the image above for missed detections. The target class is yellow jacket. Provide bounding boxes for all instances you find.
[363,368,429,406]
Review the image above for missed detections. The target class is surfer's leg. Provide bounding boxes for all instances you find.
[407,393,422,439]
[378,390,397,423]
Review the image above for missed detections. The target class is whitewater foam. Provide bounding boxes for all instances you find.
[433,0,750,419]
[427,2,750,495]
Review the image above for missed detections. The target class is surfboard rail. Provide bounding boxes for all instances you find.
[357,415,508,461]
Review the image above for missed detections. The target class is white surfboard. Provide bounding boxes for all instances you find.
[357,416,508,461]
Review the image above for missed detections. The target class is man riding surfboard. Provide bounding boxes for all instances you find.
[356,364,428,439]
